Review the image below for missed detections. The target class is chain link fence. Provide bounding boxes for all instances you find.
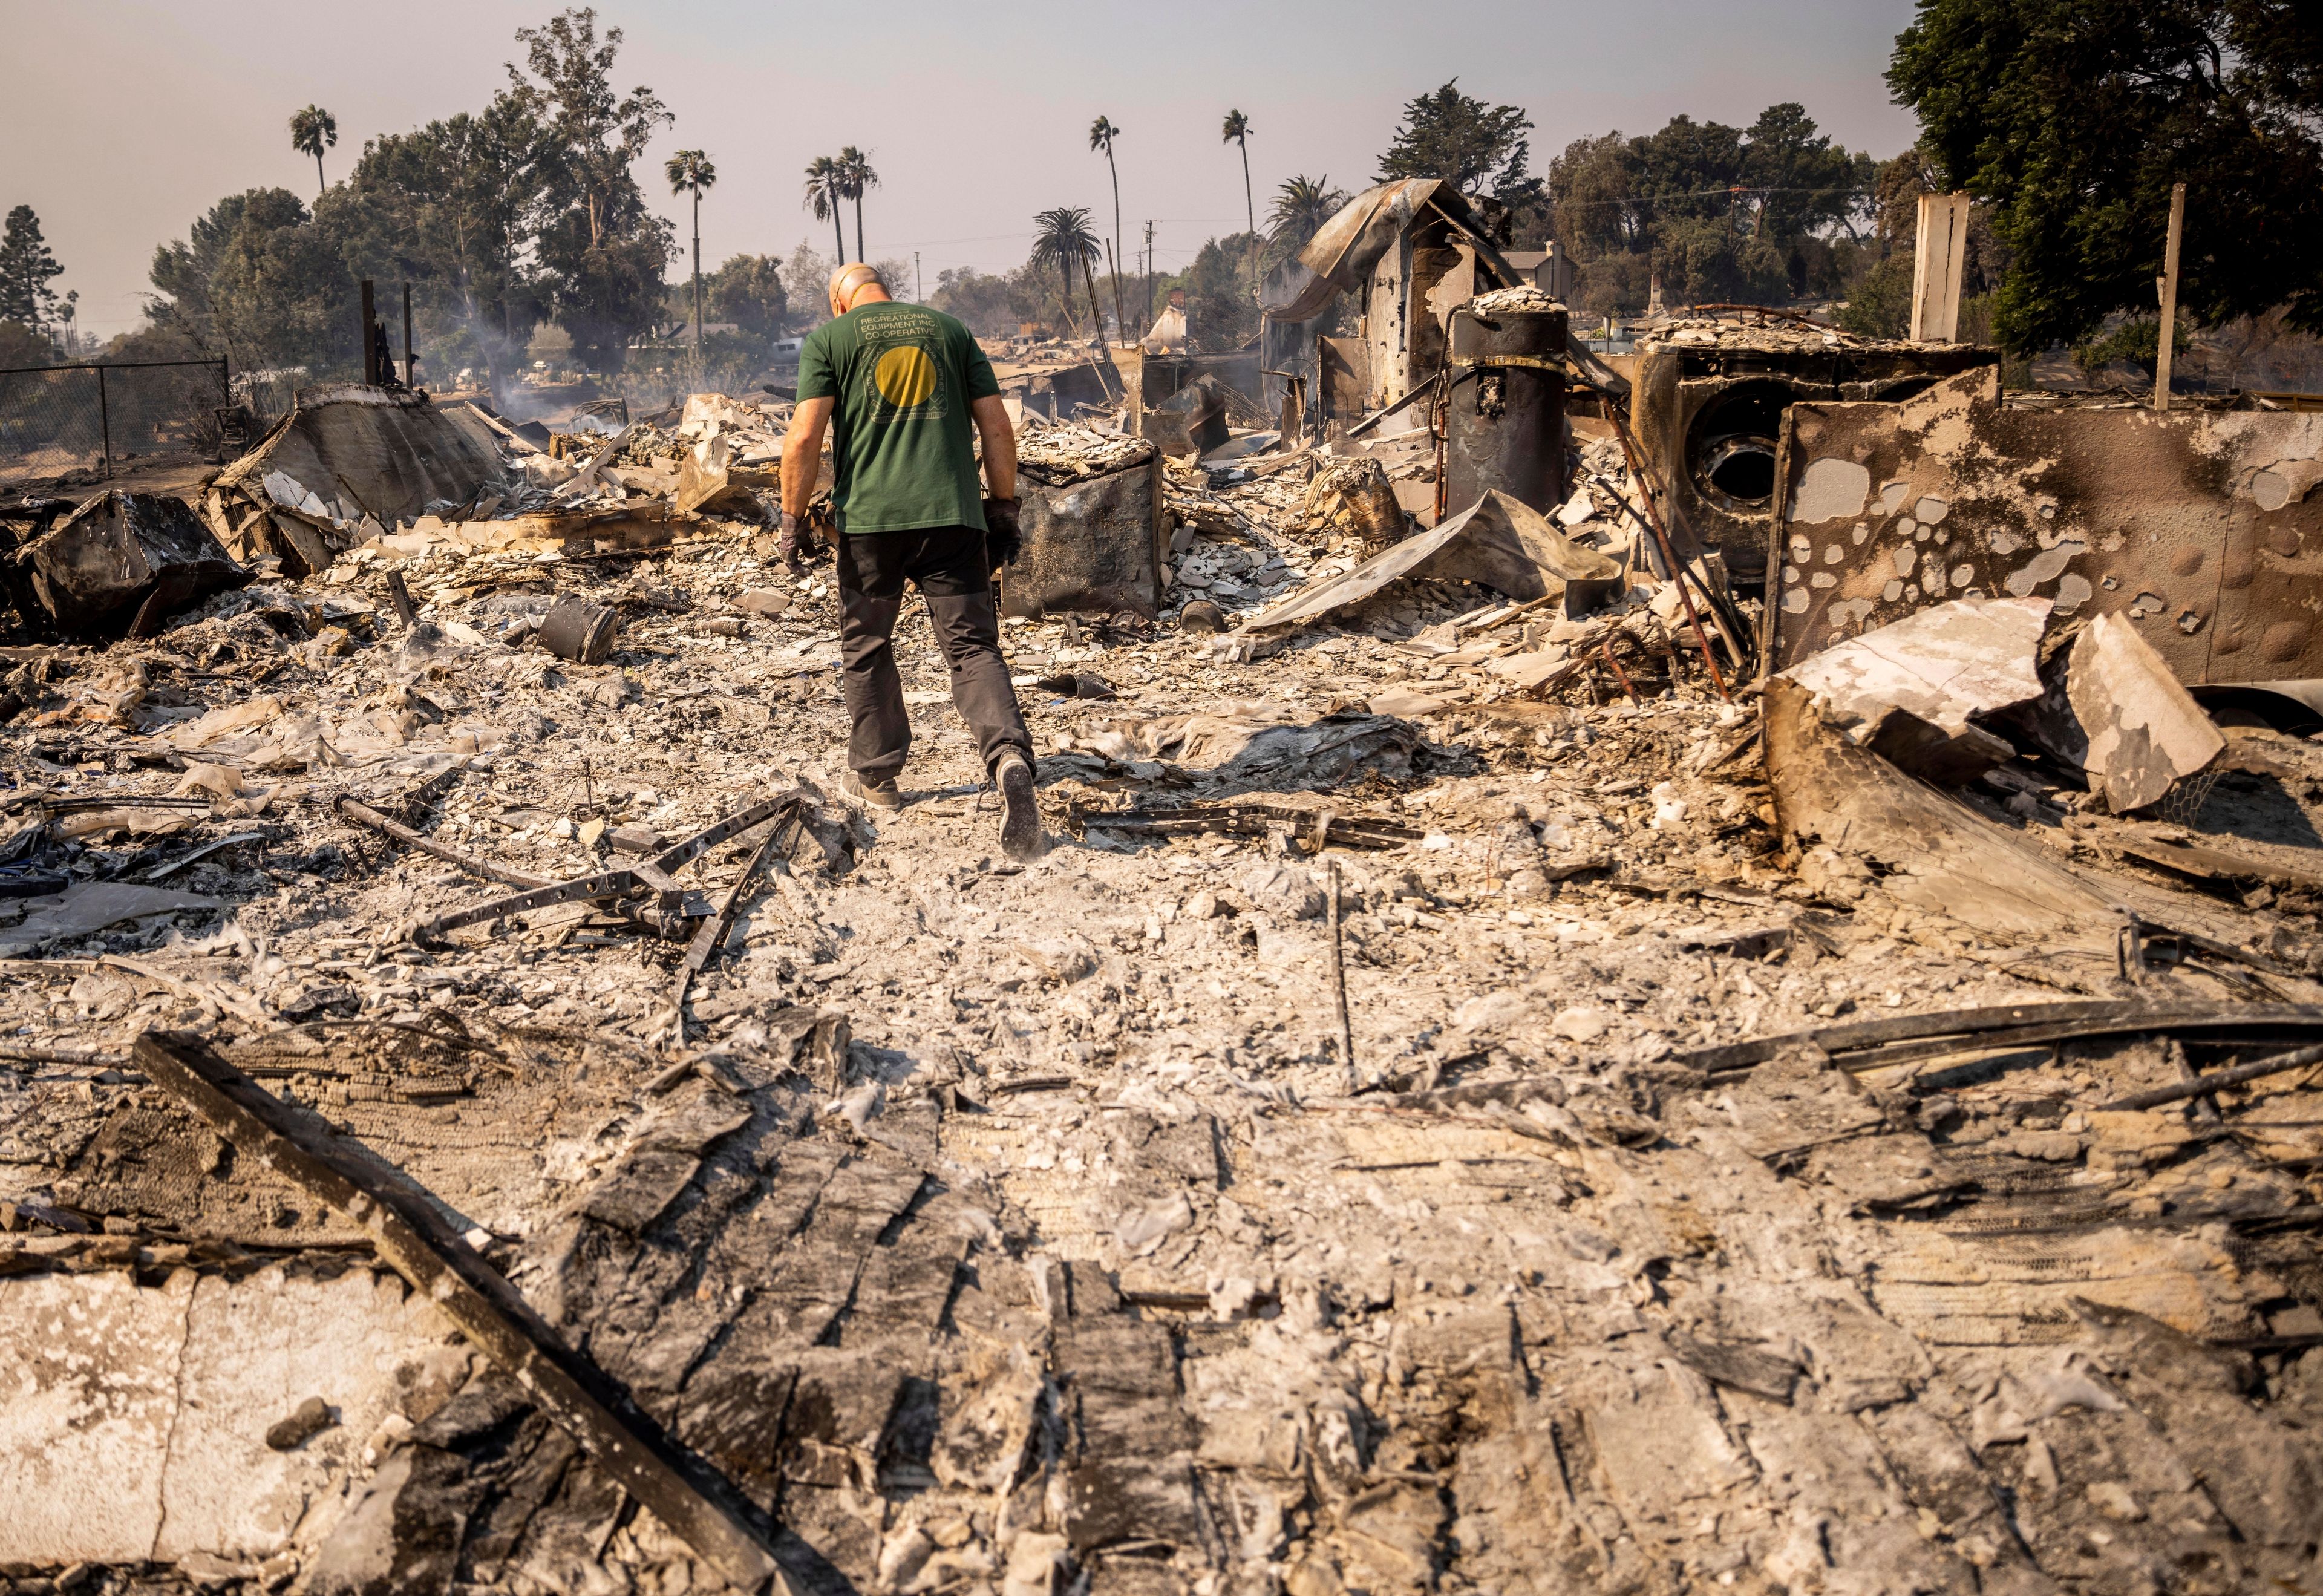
[0,359,232,486]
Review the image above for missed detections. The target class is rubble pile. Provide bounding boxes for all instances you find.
[5,368,2323,1596]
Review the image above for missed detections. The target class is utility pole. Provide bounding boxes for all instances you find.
[2154,182,2186,413]
[1143,219,1155,342]
[402,282,415,388]
[915,251,922,303]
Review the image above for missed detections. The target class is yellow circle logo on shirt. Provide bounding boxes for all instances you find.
[873,345,938,407]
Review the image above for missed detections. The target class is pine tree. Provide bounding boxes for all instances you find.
[0,206,65,330]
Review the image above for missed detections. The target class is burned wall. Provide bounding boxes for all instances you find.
[1630,330,1997,584]
[1765,368,2323,684]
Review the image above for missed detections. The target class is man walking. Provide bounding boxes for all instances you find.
[779,263,1040,859]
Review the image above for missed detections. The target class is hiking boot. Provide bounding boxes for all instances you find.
[838,769,904,811]
[994,751,1040,860]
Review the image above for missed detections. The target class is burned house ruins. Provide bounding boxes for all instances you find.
[5,159,2323,1596]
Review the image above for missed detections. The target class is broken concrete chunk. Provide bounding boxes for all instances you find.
[11,491,249,639]
[1781,597,2048,737]
[1764,677,2109,938]
[2067,611,2224,813]
[1778,595,2049,780]
[1239,861,1325,920]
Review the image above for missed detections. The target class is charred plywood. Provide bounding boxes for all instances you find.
[1766,368,2323,684]
[1629,321,1997,583]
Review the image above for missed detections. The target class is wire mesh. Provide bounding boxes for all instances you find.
[0,360,230,485]
[2145,767,2223,827]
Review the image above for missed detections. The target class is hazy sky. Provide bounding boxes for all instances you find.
[2,0,1923,341]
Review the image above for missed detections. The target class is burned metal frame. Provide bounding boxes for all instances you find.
[392,791,809,945]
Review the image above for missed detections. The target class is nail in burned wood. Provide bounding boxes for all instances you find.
[129,1030,788,1592]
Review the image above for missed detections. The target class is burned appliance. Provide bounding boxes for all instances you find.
[1627,317,1996,584]
[1443,292,1567,515]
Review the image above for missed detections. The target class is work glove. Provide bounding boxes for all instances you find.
[983,497,1022,574]
[779,509,819,574]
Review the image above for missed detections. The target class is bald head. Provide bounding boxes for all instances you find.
[828,263,891,318]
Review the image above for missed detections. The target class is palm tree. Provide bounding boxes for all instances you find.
[1222,111,1256,238]
[803,155,846,265]
[1223,111,1261,306]
[665,151,717,368]
[1029,206,1106,339]
[1088,116,1125,342]
[836,146,879,261]
[289,105,338,198]
[1268,174,1350,253]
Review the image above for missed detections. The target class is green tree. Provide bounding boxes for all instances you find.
[1184,231,1263,352]
[1377,80,1544,211]
[1266,174,1348,272]
[932,266,1040,338]
[290,105,338,198]
[1267,175,1343,245]
[803,156,846,265]
[0,318,50,368]
[1549,105,1877,313]
[0,206,66,332]
[665,148,716,364]
[1030,206,1106,339]
[835,146,878,261]
[503,7,675,371]
[704,253,789,338]
[1890,0,2323,348]
[1088,116,1125,339]
[146,188,359,374]
[1739,103,1875,246]
[332,96,546,389]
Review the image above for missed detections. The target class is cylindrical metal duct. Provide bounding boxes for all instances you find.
[538,593,619,664]
[1443,302,1567,517]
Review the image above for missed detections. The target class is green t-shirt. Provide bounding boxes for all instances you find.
[796,301,1001,534]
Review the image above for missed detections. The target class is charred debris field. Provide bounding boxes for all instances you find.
[5,338,2323,1596]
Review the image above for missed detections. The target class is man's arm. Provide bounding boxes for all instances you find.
[780,397,834,520]
[970,394,1016,500]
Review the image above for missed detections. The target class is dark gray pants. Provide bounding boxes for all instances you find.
[835,525,1032,782]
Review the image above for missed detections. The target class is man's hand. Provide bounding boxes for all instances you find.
[779,509,820,573]
[982,497,1021,573]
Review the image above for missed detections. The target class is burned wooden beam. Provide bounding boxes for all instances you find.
[129,1030,789,1593]
[1682,998,2323,1077]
